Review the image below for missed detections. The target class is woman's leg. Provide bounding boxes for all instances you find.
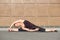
[38,27,45,32]
[38,27,57,32]
[45,28,57,32]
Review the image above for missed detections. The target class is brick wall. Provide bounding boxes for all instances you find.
[0,0,60,27]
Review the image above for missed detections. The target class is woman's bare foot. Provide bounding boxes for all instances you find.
[49,29,58,32]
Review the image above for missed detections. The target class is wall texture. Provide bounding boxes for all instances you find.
[0,0,60,26]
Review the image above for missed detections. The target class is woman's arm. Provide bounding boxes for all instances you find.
[9,20,20,28]
[10,23,14,28]
[8,22,15,31]
[8,21,19,31]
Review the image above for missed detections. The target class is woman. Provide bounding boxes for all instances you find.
[8,19,57,32]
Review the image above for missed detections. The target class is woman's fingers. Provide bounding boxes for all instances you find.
[8,28,12,32]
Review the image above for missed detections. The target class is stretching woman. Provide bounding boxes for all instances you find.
[8,19,57,32]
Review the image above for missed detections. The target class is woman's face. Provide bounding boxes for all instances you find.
[14,22,20,27]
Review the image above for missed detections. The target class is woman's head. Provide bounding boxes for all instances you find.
[14,22,20,27]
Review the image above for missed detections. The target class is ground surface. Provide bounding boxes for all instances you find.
[0,31,60,40]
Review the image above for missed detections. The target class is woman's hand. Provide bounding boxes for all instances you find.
[8,28,13,32]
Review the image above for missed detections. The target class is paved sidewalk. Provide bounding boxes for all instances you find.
[0,31,60,40]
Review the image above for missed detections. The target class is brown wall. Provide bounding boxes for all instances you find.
[0,0,60,26]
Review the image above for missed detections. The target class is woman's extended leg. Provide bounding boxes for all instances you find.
[45,28,57,32]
